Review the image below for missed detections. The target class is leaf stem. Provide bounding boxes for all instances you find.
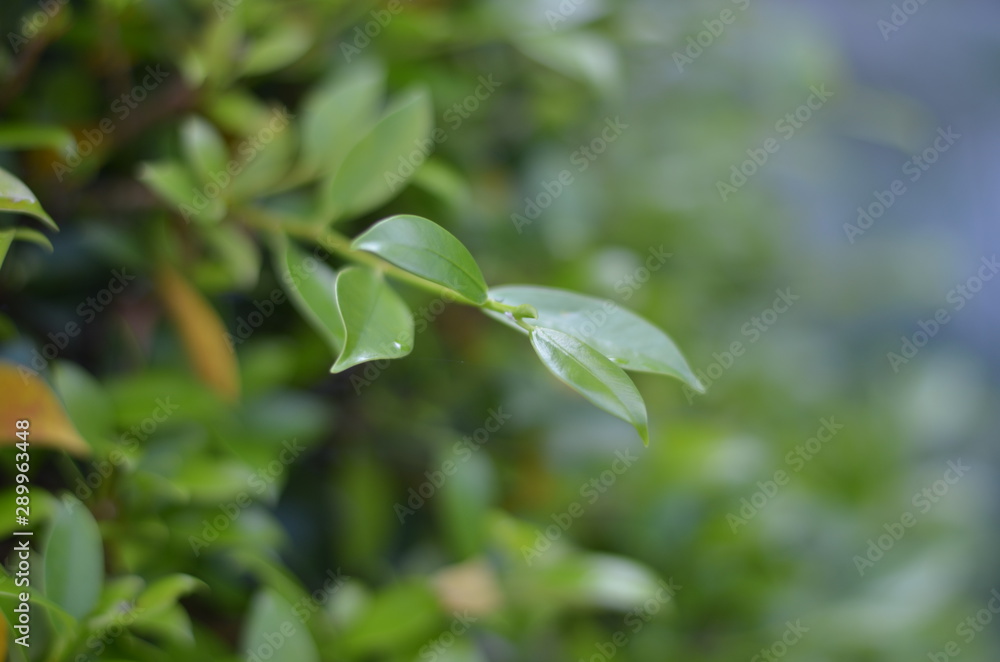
[238,206,480,305]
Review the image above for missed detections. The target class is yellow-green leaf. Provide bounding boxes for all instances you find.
[156,264,241,402]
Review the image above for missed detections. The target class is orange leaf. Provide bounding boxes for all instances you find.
[0,610,7,662]
[0,362,90,456]
[155,264,240,402]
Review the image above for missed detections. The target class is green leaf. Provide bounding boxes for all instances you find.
[242,23,312,76]
[137,574,205,618]
[352,215,488,304]
[486,286,703,391]
[299,61,383,177]
[181,116,229,185]
[530,327,649,444]
[0,124,75,153]
[242,588,320,662]
[43,495,105,620]
[0,229,13,268]
[138,161,225,223]
[229,115,296,199]
[11,227,54,252]
[52,361,114,450]
[130,602,195,646]
[322,88,432,220]
[274,235,344,353]
[340,581,442,656]
[0,167,57,230]
[331,266,413,373]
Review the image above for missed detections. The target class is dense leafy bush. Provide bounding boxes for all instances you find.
[0,1,994,661]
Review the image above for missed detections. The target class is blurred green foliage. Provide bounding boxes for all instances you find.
[0,1,995,661]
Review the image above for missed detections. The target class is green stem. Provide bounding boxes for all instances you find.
[238,206,537,321]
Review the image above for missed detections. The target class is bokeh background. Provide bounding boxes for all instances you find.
[1,0,997,660]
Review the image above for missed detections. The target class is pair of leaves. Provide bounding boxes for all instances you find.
[297,60,432,221]
[486,286,704,445]
[278,215,491,373]
[276,237,412,374]
[321,88,433,222]
[0,166,58,269]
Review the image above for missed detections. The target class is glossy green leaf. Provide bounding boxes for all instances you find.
[274,236,344,353]
[352,215,488,304]
[323,88,432,220]
[242,589,320,662]
[299,61,383,177]
[331,266,413,373]
[138,161,225,223]
[181,116,229,185]
[530,327,649,444]
[487,286,703,391]
[43,495,104,620]
[0,124,75,153]
[0,167,57,230]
